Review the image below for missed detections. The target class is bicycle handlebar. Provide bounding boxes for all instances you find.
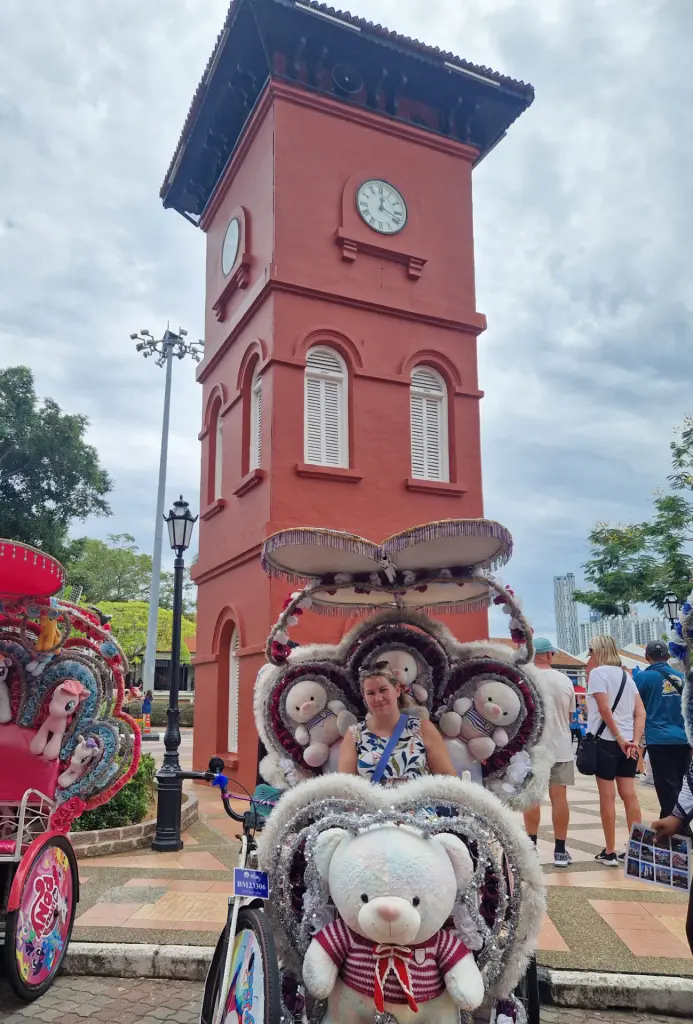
[171,760,257,828]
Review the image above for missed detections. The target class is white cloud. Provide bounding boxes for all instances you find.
[1,0,690,631]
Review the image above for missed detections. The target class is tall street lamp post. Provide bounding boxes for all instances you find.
[151,496,198,853]
[131,327,203,695]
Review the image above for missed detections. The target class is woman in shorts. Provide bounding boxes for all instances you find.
[586,636,646,866]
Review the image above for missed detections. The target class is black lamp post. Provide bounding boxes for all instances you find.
[151,496,198,852]
[664,592,680,629]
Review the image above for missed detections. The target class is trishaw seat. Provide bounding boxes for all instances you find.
[0,839,17,855]
[0,722,60,803]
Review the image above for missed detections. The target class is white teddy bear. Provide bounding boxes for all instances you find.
[373,649,429,720]
[439,681,521,762]
[286,680,357,768]
[302,823,485,1023]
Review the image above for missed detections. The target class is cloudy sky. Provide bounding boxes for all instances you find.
[1,0,691,641]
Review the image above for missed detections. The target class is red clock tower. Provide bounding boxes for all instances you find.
[161,0,533,792]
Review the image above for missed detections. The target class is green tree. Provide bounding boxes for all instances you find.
[575,425,693,615]
[641,493,693,608]
[97,600,196,668]
[159,566,197,615]
[0,366,112,559]
[573,522,648,617]
[66,534,153,603]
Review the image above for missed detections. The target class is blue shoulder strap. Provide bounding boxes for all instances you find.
[370,714,409,786]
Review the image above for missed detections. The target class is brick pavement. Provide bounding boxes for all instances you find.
[0,976,202,1023]
[1,976,692,1024]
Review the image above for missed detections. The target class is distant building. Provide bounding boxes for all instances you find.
[633,617,668,645]
[554,574,580,654]
[580,614,667,651]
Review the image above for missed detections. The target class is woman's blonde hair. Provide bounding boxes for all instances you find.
[359,661,413,711]
[589,635,621,667]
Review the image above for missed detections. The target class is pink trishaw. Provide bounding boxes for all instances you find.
[0,540,140,1000]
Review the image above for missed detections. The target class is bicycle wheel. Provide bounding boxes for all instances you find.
[201,906,281,1024]
[4,835,78,1001]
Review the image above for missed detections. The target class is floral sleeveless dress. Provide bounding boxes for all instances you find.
[350,715,428,785]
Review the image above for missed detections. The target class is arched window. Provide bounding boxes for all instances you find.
[304,346,348,467]
[249,367,262,470]
[410,366,449,482]
[228,628,239,753]
[214,414,224,499]
[206,396,223,505]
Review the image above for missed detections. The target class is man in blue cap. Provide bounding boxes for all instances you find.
[523,638,576,867]
[635,640,690,819]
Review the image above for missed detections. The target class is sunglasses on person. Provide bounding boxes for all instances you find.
[361,660,398,684]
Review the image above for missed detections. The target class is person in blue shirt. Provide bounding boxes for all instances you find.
[635,640,691,818]
[570,705,586,743]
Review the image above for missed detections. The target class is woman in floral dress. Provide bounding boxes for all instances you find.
[338,663,456,783]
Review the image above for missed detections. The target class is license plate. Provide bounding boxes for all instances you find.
[233,867,270,900]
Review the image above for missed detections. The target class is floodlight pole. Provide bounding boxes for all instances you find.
[131,326,203,694]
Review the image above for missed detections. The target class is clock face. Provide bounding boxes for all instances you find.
[221,217,240,275]
[356,180,407,235]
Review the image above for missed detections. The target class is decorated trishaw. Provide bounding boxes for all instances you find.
[0,540,140,1000]
[188,518,551,1024]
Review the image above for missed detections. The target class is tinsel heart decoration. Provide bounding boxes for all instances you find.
[257,774,544,1002]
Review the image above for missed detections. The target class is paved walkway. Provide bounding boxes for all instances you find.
[70,735,692,977]
[0,976,692,1024]
[0,976,201,1023]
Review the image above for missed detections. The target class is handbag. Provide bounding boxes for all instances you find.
[370,713,409,785]
[576,670,628,777]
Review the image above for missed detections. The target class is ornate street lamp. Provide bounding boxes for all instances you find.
[151,496,198,853]
[664,593,680,628]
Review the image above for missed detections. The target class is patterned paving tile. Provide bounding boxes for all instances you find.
[568,825,630,849]
[86,849,227,871]
[543,869,653,889]
[588,899,692,959]
[537,913,569,952]
[122,876,235,893]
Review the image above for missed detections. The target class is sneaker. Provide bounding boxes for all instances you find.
[594,849,620,867]
[617,851,626,862]
[553,850,572,868]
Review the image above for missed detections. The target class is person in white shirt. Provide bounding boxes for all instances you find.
[586,635,646,867]
[523,638,577,867]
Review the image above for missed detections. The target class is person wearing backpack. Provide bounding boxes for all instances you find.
[635,640,691,819]
[586,636,646,866]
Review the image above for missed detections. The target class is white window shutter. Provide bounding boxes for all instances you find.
[228,628,239,753]
[410,367,449,481]
[304,347,348,467]
[214,414,223,498]
[305,376,324,464]
[410,393,426,478]
[250,372,262,470]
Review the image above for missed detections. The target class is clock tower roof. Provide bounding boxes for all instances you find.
[161,0,534,222]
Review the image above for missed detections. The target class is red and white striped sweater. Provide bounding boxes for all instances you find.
[314,916,470,1008]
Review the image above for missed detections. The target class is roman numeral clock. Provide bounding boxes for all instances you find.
[159,0,533,790]
[356,179,407,234]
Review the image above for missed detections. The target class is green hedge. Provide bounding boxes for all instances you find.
[71,753,157,832]
[126,700,194,727]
